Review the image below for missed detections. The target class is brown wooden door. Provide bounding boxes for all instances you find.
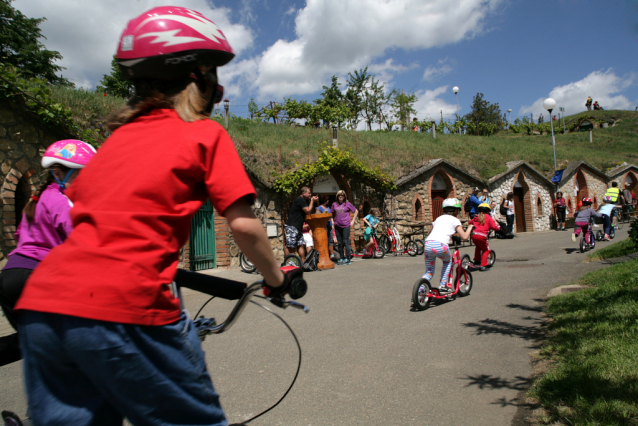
[514,187,526,232]
[431,191,447,221]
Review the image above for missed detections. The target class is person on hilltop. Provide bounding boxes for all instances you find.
[285,187,318,263]
[0,140,96,331]
[14,7,302,426]
[586,96,592,111]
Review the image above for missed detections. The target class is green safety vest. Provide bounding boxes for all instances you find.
[604,187,620,202]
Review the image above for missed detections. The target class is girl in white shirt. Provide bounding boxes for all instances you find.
[424,198,473,291]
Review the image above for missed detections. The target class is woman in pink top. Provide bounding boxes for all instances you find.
[331,190,358,265]
[0,140,95,330]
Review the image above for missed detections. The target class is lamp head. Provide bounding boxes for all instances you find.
[453,86,459,94]
[543,98,557,112]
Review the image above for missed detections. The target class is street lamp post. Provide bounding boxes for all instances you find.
[453,86,459,133]
[223,98,230,128]
[543,98,558,192]
[507,109,512,135]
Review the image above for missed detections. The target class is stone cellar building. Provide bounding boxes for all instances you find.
[487,161,555,232]
[555,161,609,216]
[606,163,638,195]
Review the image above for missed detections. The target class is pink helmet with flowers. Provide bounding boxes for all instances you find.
[115,6,235,81]
[42,140,97,169]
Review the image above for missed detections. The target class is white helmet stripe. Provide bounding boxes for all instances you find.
[134,10,226,44]
[137,29,204,47]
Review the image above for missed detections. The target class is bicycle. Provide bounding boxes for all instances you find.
[351,230,385,259]
[612,206,624,231]
[595,216,615,241]
[240,252,303,273]
[412,238,473,311]
[403,224,425,256]
[176,269,309,425]
[379,220,418,257]
[579,216,596,253]
[460,233,496,270]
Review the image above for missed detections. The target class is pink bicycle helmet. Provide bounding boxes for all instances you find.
[41,140,97,169]
[116,6,235,81]
[582,197,593,205]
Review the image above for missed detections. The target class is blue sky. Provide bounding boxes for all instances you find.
[14,0,638,125]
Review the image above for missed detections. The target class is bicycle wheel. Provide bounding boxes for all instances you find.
[487,250,496,267]
[579,238,586,253]
[461,254,472,270]
[610,227,615,239]
[373,245,385,259]
[412,278,432,311]
[239,253,257,273]
[283,254,302,268]
[406,241,418,257]
[457,269,473,296]
[596,230,604,241]
[415,239,424,255]
[379,234,391,253]
[589,234,596,250]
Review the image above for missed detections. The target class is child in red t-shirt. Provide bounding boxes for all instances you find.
[15,7,301,426]
[468,203,501,271]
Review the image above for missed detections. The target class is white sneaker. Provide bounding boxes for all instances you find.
[571,233,577,243]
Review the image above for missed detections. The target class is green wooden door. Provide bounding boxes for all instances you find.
[189,200,216,271]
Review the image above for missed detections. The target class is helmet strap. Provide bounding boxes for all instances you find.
[52,169,74,190]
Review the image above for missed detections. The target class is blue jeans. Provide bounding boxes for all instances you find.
[19,310,227,426]
[506,214,515,234]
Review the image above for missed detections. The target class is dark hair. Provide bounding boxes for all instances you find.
[612,182,618,187]
[320,194,330,205]
[301,187,310,195]
[556,192,563,197]
[506,192,514,200]
[22,167,69,223]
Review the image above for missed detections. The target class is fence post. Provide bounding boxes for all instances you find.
[432,122,436,139]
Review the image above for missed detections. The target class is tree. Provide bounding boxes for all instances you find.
[389,89,418,130]
[361,76,390,131]
[463,93,503,136]
[345,68,371,129]
[97,55,133,98]
[247,98,258,120]
[537,113,544,124]
[318,75,348,127]
[0,0,70,85]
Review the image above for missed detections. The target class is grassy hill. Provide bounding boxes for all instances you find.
[49,87,638,186]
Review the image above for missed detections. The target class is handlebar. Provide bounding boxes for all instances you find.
[175,270,309,340]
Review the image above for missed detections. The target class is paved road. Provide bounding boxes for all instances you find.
[0,227,628,425]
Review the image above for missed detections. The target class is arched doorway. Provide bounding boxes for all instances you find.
[575,170,588,203]
[312,174,340,209]
[430,172,453,221]
[513,175,530,233]
[624,172,637,195]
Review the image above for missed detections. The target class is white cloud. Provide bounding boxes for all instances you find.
[519,69,636,117]
[413,86,458,121]
[252,0,503,98]
[422,58,454,82]
[13,0,254,89]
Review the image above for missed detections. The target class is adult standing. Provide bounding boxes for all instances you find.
[504,192,515,234]
[554,192,567,231]
[623,183,634,214]
[317,195,335,259]
[285,187,318,263]
[331,190,358,265]
[469,187,481,219]
[586,96,592,111]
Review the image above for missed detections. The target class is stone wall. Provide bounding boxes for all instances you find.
[489,167,553,232]
[0,100,70,263]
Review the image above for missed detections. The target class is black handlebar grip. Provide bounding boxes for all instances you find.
[287,277,307,300]
[175,269,247,300]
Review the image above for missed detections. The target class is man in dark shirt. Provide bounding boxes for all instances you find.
[284,187,318,262]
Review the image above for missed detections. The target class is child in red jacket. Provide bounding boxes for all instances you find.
[468,203,501,271]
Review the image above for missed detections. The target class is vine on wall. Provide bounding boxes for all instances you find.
[273,142,396,195]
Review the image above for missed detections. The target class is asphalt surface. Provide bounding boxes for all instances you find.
[0,226,629,425]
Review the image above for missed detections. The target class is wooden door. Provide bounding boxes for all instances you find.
[431,191,447,221]
[514,187,526,232]
[189,200,216,271]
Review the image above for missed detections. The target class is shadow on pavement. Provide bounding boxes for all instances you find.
[462,318,545,347]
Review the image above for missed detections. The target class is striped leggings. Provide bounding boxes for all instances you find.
[423,240,452,287]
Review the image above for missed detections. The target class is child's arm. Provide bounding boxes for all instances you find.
[456,224,473,241]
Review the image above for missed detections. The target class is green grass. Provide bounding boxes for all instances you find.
[46,83,638,186]
[588,237,638,261]
[222,110,638,185]
[530,258,638,425]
